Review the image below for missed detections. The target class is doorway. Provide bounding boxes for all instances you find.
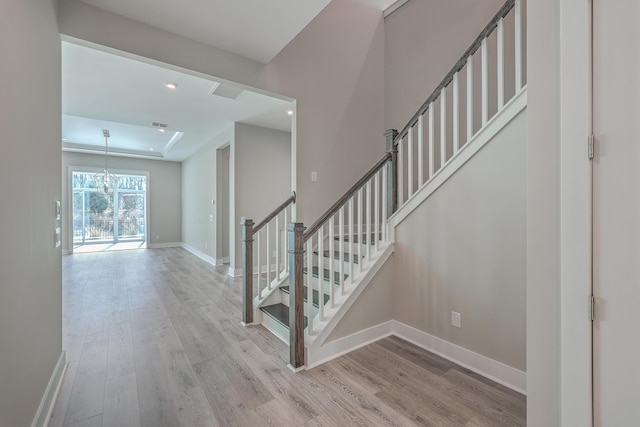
[71,170,148,252]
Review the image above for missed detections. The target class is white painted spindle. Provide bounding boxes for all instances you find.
[397,138,404,205]
[284,208,288,273]
[467,57,474,141]
[348,197,355,276]
[256,231,262,298]
[328,217,335,309]
[366,180,372,263]
[515,0,522,91]
[418,114,424,187]
[453,72,460,153]
[429,104,435,178]
[381,166,387,242]
[266,224,271,288]
[497,17,505,109]
[317,227,324,321]
[440,89,447,166]
[275,215,280,278]
[339,206,345,296]
[407,128,413,197]
[374,171,380,253]
[306,239,313,333]
[357,189,363,273]
[481,37,488,126]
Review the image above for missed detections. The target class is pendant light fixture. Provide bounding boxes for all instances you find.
[94,129,118,194]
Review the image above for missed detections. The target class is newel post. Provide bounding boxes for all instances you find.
[241,218,254,325]
[287,222,306,369]
[385,129,399,217]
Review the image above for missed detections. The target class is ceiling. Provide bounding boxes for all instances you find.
[63,0,400,162]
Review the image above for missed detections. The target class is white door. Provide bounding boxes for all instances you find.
[593,0,640,424]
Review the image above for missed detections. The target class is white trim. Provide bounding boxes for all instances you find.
[181,243,217,266]
[148,242,181,249]
[62,249,71,255]
[261,312,289,344]
[306,321,394,369]
[221,256,230,264]
[393,321,526,394]
[390,87,527,228]
[34,351,66,427]
[228,267,243,277]
[383,0,410,18]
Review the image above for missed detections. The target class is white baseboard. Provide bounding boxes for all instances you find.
[34,351,66,427]
[148,242,181,249]
[306,321,394,369]
[181,243,218,266]
[304,320,525,395]
[228,267,243,277]
[392,321,526,395]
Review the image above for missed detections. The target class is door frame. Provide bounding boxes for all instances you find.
[67,166,150,254]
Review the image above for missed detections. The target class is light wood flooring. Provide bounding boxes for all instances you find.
[50,247,525,427]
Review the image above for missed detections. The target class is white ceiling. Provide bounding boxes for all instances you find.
[63,0,400,162]
[62,42,294,161]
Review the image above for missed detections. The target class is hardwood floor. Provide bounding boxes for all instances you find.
[50,247,525,427]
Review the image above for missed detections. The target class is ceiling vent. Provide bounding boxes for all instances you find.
[208,82,244,100]
[151,122,168,129]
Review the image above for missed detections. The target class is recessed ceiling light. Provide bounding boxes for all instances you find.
[62,138,68,141]
[158,128,166,132]
[149,148,155,151]
[287,110,294,116]
[165,82,178,90]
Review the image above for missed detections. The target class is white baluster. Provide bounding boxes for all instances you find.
[481,37,488,126]
[440,88,447,166]
[284,207,288,273]
[275,215,280,279]
[306,239,313,334]
[266,222,271,288]
[398,137,404,205]
[515,0,522,91]
[497,17,505,109]
[339,206,345,297]
[328,217,335,309]
[366,180,372,263]
[374,171,380,253]
[467,56,474,142]
[357,188,363,273]
[407,127,413,197]
[418,114,424,187]
[453,72,460,153]
[381,165,387,242]
[256,231,262,298]
[317,227,324,321]
[349,197,355,277]
[429,104,435,178]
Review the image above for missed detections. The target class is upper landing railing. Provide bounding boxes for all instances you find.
[392,0,526,206]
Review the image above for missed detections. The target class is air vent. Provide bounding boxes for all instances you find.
[208,82,244,100]
[151,122,168,129]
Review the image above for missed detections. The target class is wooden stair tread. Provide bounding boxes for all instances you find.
[281,285,329,307]
[260,303,307,329]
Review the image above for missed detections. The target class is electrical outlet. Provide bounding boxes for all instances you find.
[451,311,461,328]
[311,171,318,182]
[205,243,208,249]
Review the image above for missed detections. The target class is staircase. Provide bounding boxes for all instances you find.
[241,0,525,371]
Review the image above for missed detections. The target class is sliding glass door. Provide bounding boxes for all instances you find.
[72,171,147,246]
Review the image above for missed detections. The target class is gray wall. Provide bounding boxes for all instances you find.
[58,0,386,227]
[393,110,526,371]
[232,123,291,270]
[182,127,233,261]
[62,152,182,250]
[0,0,62,426]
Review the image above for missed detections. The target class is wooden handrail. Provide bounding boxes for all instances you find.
[303,153,392,241]
[394,0,516,142]
[253,191,296,233]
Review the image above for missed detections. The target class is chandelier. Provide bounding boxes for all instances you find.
[94,129,119,194]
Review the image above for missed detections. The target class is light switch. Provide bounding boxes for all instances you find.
[311,171,318,182]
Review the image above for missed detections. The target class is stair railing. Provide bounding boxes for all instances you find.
[392,0,525,206]
[288,154,393,369]
[241,191,296,325]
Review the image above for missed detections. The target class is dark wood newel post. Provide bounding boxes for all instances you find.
[241,218,254,325]
[385,129,399,217]
[287,222,306,369]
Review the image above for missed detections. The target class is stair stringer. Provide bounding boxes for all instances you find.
[304,241,394,368]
